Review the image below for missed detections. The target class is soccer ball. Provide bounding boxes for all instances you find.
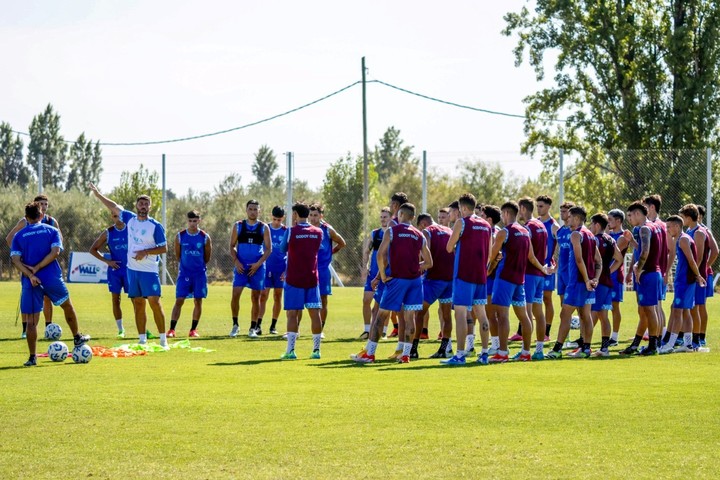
[570,315,581,330]
[44,323,62,341]
[72,344,93,364]
[48,341,69,362]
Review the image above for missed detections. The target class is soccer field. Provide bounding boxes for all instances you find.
[1,283,718,479]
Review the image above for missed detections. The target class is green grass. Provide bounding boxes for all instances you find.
[1,283,718,479]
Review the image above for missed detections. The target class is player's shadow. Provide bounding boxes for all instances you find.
[209,358,285,366]
[313,359,376,369]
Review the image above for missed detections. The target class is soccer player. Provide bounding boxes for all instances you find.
[5,193,61,337]
[410,212,453,359]
[89,211,129,338]
[536,195,558,340]
[618,202,663,356]
[277,202,324,360]
[438,207,450,228]
[681,204,710,349]
[168,211,212,338]
[481,204,502,355]
[259,206,288,335]
[352,203,432,364]
[309,204,346,337]
[488,201,548,362]
[696,205,718,347]
[90,183,170,348]
[230,200,272,338]
[361,208,391,339]
[442,193,492,365]
[384,192,409,338]
[659,215,705,354]
[11,202,91,366]
[552,201,575,342]
[588,213,623,356]
[517,197,548,358]
[546,206,602,359]
[643,195,670,339]
[606,209,630,346]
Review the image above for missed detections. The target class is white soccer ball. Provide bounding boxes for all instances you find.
[72,344,93,364]
[48,341,69,362]
[44,323,62,341]
[570,315,581,330]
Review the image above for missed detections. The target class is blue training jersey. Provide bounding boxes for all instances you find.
[107,224,128,270]
[266,225,288,273]
[235,220,265,264]
[368,228,384,279]
[178,229,208,274]
[318,223,333,269]
[556,225,572,282]
[542,217,557,265]
[10,223,63,283]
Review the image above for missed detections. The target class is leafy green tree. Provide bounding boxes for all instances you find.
[27,104,68,189]
[371,126,417,179]
[0,122,31,188]
[251,144,282,188]
[503,0,720,213]
[110,164,162,217]
[66,133,102,191]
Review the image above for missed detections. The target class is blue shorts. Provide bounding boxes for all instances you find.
[107,267,128,295]
[284,283,321,310]
[695,278,708,306]
[265,269,285,290]
[660,282,667,301]
[557,273,568,297]
[379,277,423,312]
[563,281,596,308]
[673,282,696,310]
[591,284,612,312]
[127,270,162,298]
[543,273,556,292]
[486,276,495,300]
[374,280,386,303]
[233,264,266,291]
[707,274,714,297]
[176,271,208,299]
[424,279,453,305]
[492,277,525,308]
[610,280,624,303]
[452,278,486,308]
[635,271,662,307]
[525,274,544,304]
[20,276,69,314]
[364,273,378,293]
[318,267,332,296]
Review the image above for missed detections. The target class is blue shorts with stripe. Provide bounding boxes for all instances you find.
[284,283,321,310]
[21,276,69,314]
[318,267,332,296]
[543,273,556,292]
[557,273,568,297]
[452,278,486,308]
[563,281,596,308]
[107,267,128,295]
[635,271,662,307]
[423,278,453,305]
[233,264,266,291]
[673,282,696,310]
[176,271,208,299]
[380,277,423,312]
[525,274,544,304]
[265,269,285,289]
[591,284,612,312]
[492,277,525,308]
[127,270,162,298]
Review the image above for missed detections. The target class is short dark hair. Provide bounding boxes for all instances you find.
[391,192,409,205]
[381,207,391,214]
[33,194,49,203]
[187,210,200,219]
[679,203,699,221]
[666,215,684,226]
[627,201,648,216]
[292,202,310,218]
[569,206,587,222]
[309,203,324,214]
[536,195,552,206]
[458,193,477,211]
[136,194,151,203]
[482,205,502,225]
[448,201,459,210]
[417,213,432,225]
[518,196,534,214]
[697,205,707,217]
[399,202,416,217]
[246,199,259,208]
[25,202,43,220]
[438,207,449,214]
[642,194,662,212]
[501,201,519,216]
[559,201,575,210]
[608,209,625,222]
[590,213,608,230]
[271,205,285,218]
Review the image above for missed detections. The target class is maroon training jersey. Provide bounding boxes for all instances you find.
[652,218,669,275]
[499,222,530,284]
[640,221,662,274]
[285,223,323,289]
[454,215,492,284]
[388,223,424,280]
[569,226,598,282]
[596,232,616,287]
[525,218,548,277]
[695,225,711,279]
[425,223,454,281]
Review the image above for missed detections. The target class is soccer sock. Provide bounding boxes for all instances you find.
[22,322,27,333]
[521,349,530,356]
[466,334,475,352]
[191,320,199,330]
[402,342,412,357]
[395,341,402,352]
[232,317,238,326]
[116,319,123,330]
[535,341,544,353]
[382,326,388,335]
[662,330,671,345]
[422,327,428,335]
[446,338,453,353]
[582,342,591,353]
[364,324,370,333]
[411,339,420,351]
[270,318,277,330]
[684,332,693,346]
[498,349,508,356]
[601,336,610,352]
[545,324,552,337]
[170,320,178,330]
[439,338,449,353]
[692,333,700,345]
[611,331,618,341]
[576,336,584,346]
[312,333,321,352]
[667,332,678,348]
[250,321,257,330]
[700,333,706,342]
[392,323,399,330]
[286,332,297,353]
[367,341,378,355]
[491,336,499,349]
[159,333,167,343]
[257,318,263,328]
[552,341,562,353]
[661,327,667,339]
[456,349,466,358]
[139,333,147,343]
[648,336,657,350]
[516,322,522,335]
[631,335,642,348]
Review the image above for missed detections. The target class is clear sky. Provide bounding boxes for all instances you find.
[1,0,553,193]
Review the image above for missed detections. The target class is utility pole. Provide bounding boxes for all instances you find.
[362,57,369,244]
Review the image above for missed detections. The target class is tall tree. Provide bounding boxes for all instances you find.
[0,122,31,188]
[371,126,417,179]
[66,133,102,191]
[504,1,720,212]
[251,144,281,187]
[27,104,69,189]
[110,164,162,217]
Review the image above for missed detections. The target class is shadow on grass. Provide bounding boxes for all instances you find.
[209,358,285,366]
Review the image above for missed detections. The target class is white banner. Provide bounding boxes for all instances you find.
[67,252,109,283]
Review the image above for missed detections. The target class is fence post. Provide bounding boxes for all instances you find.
[38,153,44,193]
[286,152,294,217]
[558,148,565,210]
[362,56,369,246]
[161,153,167,285]
[422,150,427,213]
[707,148,713,231]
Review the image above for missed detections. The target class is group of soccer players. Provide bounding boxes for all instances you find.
[6,184,716,366]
